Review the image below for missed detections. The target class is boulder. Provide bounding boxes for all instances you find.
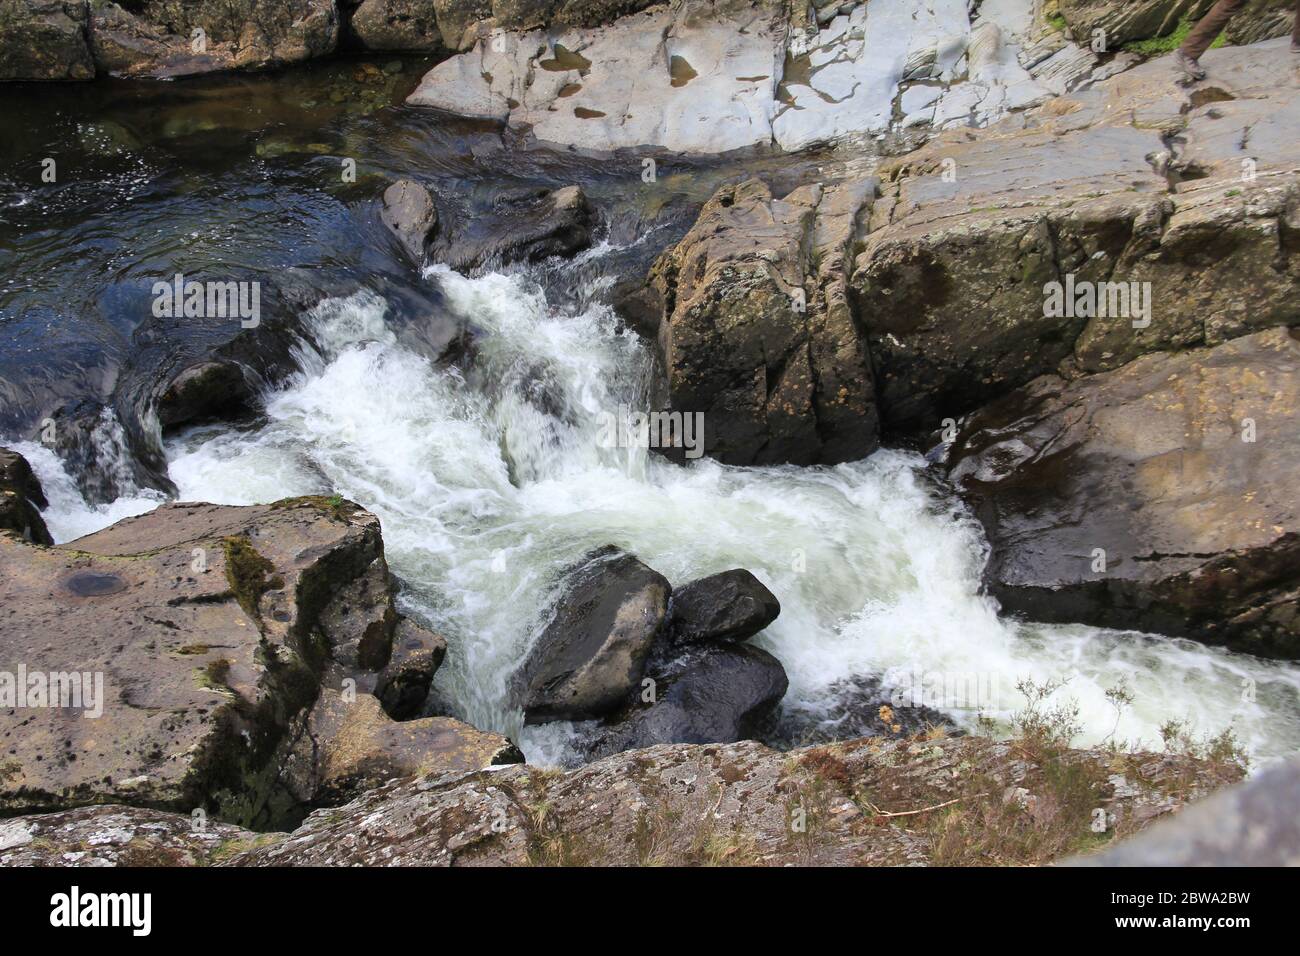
[88,0,339,79]
[374,619,447,719]
[350,0,445,51]
[849,43,1300,438]
[280,690,522,808]
[156,361,254,429]
[512,546,669,723]
[667,568,780,644]
[644,177,878,466]
[380,178,440,264]
[584,642,788,759]
[0,447,53,545]
[0,498,408,827]
[944,327,1300,659]
[0,0,94,81]
[429,185,595,274]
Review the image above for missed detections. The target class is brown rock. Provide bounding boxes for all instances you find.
[0,0,94,81]
[945,327,1300,659]
[647,177,878,466]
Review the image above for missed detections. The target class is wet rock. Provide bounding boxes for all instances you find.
[945,328,1300,660]
[668,569,779,644]
[584,641,788,758]
[0,0,94,81]
[430,185,595,274]
[88,0,340,79]
[0,498,408,827]
[770,674,955,747]
[0,447,53,545]
[0,805,258,867]
[351,0,445,51]
[374,619,447,719]
[380,178,440,264]
[645,177,878,466]
[280,690,522,808]
[1071,756,1300,866]
[512,546,669,723]
[157,361,254,429]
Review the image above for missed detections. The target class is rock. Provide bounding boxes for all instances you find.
[88,0,339,79]
[1057,0,1295,50]
[770,674,954,746]
[380,179,440,265]
[644,177,878,466]
[374,619,447,719]
[0,498,406,826]
[156,361,254,429]
[849,42,1300,438]
[584,641,788,758]
[220,735,1237,866]
[0,447,53,545]
[280,691,522,808]
[945,328,1300,660]
[430,185,595,274]
[407,0,1104,153]
[668,569,780,644]
[512,546,669,723]
[0,0,94,81]
[1056,0,1212,48]
[350,0,445,51]
[407,1,789,153]
[0,805,259,866]
[1071,756,1300,866]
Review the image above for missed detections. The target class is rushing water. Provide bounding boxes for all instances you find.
[20,256,1300,767]
[5,59,1300,768]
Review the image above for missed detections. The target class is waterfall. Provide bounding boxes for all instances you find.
[23,253,1300,767]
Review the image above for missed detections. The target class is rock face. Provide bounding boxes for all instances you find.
[405,0,1106,153]
[0,805,260,867]
[849,42,1300,438]
[429,185,596,274]
[643,178,878,466]
[279,691,521,807]
[0,447,53,546]
[374,619,446,720]
[667,568,780,644]
[513,547,670,723]
[88,0,339,79]
[222,734,1237,865]
[349,0,445,51]
[945,328,1300,660]
[407,0,788,152]
[0,0,94,80]
[1057,0,1295,48]
[0,498,513,827]
[1074,756,1300,866]
[380,179,440,265]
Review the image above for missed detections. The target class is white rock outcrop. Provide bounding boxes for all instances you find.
[406,0,1111,154]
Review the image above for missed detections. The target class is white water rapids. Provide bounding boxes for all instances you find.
[19,261,1300,767]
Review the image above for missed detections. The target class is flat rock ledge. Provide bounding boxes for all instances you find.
[1,735,1245,866]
